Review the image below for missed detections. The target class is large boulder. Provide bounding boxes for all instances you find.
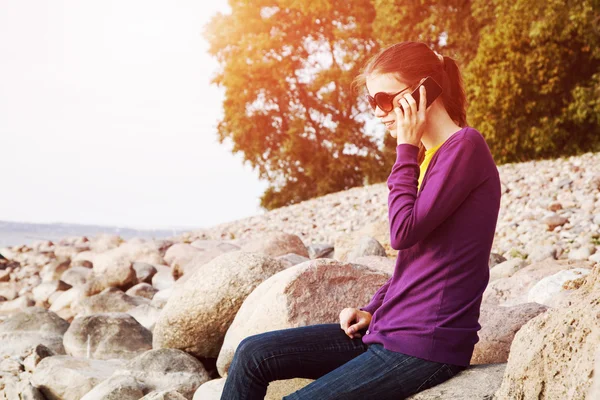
[63,313,152,360]
[73,287,151,316]
[192,377,315,400]
[80,375,146,400]
[406,363,506,399]
[482,259,594,306]
[241,233,309,258]
[493,264,600,399]
[153,251,287,358]
[471,302,549,364]
[0,308,69,357]
[113,349,210,399]
[31,356,126,400]
[216,259,390,376]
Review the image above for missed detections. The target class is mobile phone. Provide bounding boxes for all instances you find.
[405,76,443,111]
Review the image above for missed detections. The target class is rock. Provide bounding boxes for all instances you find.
[151,287,173,309]
[31,356,126,400]
[275,253,310,269]
[307,243,334,259]
[568,246,595,261]
[64,313,152,360]
[0,282,18,300]
[23,344,55,372]
[544,214,568,231]
[351,255,395,275]
[32,280,72,304]
[152,265,176,291]
[153,251,287,358]
[0,270,9,282]
[70,259,93,269]
[127,303,162,332]
[0,357,23,374]
[40,260,70,282]
[80,375,146,400]
[192,377,314,400]
[489,258,527,281]
[482,259,594,306]
[164,244,202,278]
[345,236,387,261]
[113,349,210,399]
[527,267,591,307]
[60,266,93,287]
[84,256,137,296]
[142,391,187,400]
[405,363,506,399]
[0,308,68,357]
[489,253,506,268]
[49,287,85,321]
[241,232,309,258]
[0,295,35,316]
[471,303,548,364]
[89,234,122,253]
[126,283,159,300]
[216,259,389,376]
[493,264,600,399]
[527,245,557,262]
[133,262,158,284]
[73,287,150,316]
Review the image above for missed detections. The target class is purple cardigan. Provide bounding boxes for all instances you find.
[360,126,501,367]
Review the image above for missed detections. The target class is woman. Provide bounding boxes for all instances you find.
[220,41,502,400]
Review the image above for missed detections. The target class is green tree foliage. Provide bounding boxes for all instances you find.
[465,0,600,163]
[204,0,386,210]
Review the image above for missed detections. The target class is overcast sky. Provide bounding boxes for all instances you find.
[0,0,272,230]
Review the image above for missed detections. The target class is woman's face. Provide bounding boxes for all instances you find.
[365,73,413,132]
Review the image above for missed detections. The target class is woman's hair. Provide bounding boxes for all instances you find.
[353,41,467,164]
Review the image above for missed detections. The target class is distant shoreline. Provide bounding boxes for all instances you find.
[0,220,186,248]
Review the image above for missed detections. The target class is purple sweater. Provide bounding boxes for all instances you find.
[360,126,501,367]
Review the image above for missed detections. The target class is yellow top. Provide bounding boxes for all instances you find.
[418,140,445,190]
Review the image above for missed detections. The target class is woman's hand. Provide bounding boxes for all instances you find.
[392,84,427,147]
[339,308,372,339]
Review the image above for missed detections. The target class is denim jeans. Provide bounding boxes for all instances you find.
[220,323,467,400]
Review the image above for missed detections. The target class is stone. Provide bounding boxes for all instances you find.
[126,283,159,300]
[0,307,68,357]
[493,264,600,399]
[63,313,152,360]
[153,251,287,358]
[133,262,158,284]
[80,375,146,400]
[216,259,390,376]
[31,356,126,400]
[471,302,548,364]
[113,348,210,399]
[241,232,309,258]
[489,258,527,281]
[345,236,387,261]
[405,363,506,399]
[527,267,591,307]
[73,287,150,316]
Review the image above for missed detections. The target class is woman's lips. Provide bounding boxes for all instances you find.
[384,120,396,129]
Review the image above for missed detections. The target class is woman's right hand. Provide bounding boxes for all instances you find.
[339,308,372,339]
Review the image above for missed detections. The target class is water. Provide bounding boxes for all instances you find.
[0,220,185,249]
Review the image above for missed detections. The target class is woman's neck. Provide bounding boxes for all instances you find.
[421,102,463,151]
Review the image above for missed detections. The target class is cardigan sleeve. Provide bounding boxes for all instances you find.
[359,276,392,316]
[388,138,482,250]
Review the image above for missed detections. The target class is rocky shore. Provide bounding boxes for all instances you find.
[0,149,599,399]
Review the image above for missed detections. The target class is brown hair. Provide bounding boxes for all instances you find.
[353,42,468,164]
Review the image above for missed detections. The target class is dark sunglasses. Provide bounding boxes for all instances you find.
[366,85,411,113]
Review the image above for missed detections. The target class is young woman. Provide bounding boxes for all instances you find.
[220,41,502,400]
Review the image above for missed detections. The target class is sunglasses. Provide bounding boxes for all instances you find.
[366,85,412,113]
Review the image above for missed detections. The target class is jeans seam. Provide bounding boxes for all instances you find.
[414,363,448,393]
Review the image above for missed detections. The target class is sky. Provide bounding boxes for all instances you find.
[0,0,272,230]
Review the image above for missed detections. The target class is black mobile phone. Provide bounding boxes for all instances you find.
[409,76,443,111]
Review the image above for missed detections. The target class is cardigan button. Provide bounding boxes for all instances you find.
[366,330,370,335]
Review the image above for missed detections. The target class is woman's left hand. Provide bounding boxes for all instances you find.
[394,85,427,147]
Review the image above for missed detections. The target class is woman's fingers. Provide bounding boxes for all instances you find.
[418,85,426,119]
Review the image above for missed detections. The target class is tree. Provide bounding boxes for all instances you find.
[204,0,386,210]
[465,0,600,163]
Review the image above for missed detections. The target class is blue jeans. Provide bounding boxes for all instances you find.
[220,323,467,400]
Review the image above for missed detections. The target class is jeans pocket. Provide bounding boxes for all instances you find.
[415,364,457,393]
